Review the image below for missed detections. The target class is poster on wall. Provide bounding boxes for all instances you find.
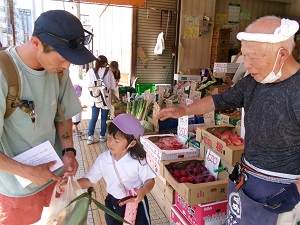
[183,16,200,39]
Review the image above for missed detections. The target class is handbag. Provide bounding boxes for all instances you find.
[46,177,90,225]
[111,155,139,225]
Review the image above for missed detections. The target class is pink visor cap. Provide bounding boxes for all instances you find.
[111,113,144,139]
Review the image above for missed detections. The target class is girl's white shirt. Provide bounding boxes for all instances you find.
[84,150,156,199]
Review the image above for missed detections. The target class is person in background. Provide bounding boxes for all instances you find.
[72,84,87,136]
[109,61,121,84]
[157,16,300,225]
[0,10,96,224]
[58,113,155,225]
[86,55,117,144]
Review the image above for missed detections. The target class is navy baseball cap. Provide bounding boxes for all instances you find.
[33,10,97,65]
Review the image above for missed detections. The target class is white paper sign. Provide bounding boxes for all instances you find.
[205,149,221,179]
[177,116,189,146]
[13,140,64,188]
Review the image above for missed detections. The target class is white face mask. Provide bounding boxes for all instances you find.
[260,48,284,84]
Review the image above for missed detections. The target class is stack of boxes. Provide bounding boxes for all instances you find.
[210,28,231,69]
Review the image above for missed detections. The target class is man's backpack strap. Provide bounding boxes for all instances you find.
[0,50,22,119]
[57,71,70,139]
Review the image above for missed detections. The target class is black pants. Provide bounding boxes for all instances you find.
[104,194,151,225]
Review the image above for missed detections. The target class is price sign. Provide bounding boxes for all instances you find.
[177,115,189,146]
[220,114,230,124]
[189,90,202,100]
[179,93,189,106]
[204,111,215,125]
[205,149,221,179]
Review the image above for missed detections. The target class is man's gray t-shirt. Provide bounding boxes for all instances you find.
[213,70,300,175]
[0,47,81,197]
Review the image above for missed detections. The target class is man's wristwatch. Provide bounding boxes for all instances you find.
[62,147,77,157]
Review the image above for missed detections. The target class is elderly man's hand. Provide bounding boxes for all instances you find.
[156,106,186,121]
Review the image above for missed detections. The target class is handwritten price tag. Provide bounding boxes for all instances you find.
[204,111,215,125]
[205,149,221,179]
[177,116,189,146]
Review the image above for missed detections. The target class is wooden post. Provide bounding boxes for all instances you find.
[8,0,15,45]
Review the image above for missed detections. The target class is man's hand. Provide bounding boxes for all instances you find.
[156,106,186,121]
[24,161,62,186]
[62,151,78,177]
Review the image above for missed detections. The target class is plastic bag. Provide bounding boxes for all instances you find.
[46,177,89,225]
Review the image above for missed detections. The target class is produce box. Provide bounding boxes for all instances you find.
[161,157,228,205]
[141,134,200,178]
[210,84,231,95]
[111,105,127,118]
[170,205,192,225]
[213,62,239,68]
[213,67,238,73]
[196,125,244,166]
[174,74,202,82]
[175,192,227,225]
[141,134,199,161]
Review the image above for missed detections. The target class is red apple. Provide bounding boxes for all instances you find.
[179,177,188,183]
[173,169,181,178]
[223,139,232,146]
[187,176,195,183]
[206,175,216,182]
[214,132,221,138]
[229,133,238,139]
[220,133,230,140]
[172,163,178,170]
[230,138,242,146]
[181,170,188,177]
[193,167,201,175]
[202,170,210,177]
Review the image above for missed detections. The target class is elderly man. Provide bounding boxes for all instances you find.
[157,16,300,225]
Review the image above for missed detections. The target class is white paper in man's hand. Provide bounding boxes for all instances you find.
[12,140,64,188]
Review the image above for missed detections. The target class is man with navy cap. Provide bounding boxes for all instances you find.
[0,10,97,224]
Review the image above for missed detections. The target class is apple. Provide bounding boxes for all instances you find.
[202,170,210,177]
[172,163,178,170]
[214,132,221,138]
[180,177,188,183]
[185,165,194,173]
[229,133,238,139]
[220,133,230,140]
[199,165,208,173]
[195,176,205,183]
[193,167,201,175]
[196,162,202,168]
[230,138,242,146]
[187,176,195,183]
[173,169,181,178]
[223,139,232,146]
[181,170,188,177]
[206,175,216,182]
[189,162,196,168]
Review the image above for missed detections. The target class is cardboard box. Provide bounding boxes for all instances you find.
[213,63,239,68]
[174,74,202,82]
[150,181,174,221]
[161,157,228,205]
[110,105,127,118]
[187,69,201,75]
[210,84,231,95]
[141,134,200,162]
[196,125,244,166]
[175,192,228,225]
[170,205,192,225]
[213,67,238,73]
[146,153,167,184]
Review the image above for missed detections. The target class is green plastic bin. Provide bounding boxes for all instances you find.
[135,83,155,94]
